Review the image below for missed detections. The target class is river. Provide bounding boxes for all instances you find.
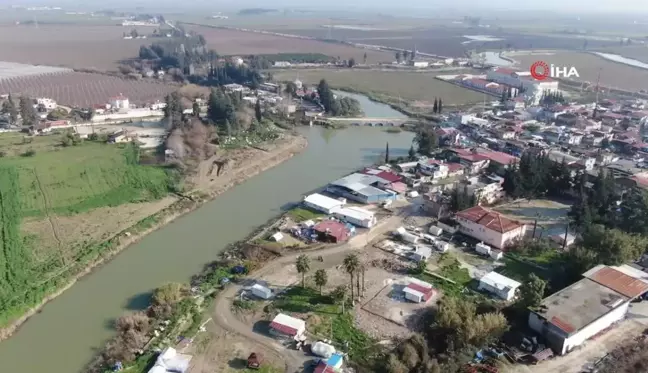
[0,96,414,373]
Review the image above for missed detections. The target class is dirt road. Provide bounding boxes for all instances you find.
[210,211,410,373]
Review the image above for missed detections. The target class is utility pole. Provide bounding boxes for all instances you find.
[594,67,602,112]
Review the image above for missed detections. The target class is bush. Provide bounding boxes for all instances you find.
[21,149,35,157]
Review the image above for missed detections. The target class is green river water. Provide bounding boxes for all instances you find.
[0,93,413,373]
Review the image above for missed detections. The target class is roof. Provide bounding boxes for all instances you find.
[494,67,519,75]
[314,361,337,373]
[327,353,344,368]
[479,271,522,291]
[480,150,518,166]
[533,277,629,335]
[360,168,401,183]
[450,148,489,163]
[405,279,436,300]
[330,173,384,190]
[304,193,344,211]
[447,162,464,172]
[334,206,374,222]
[313,220,350,242]
[455,206,524,233]
[270,313,306,336]
[584,266,648,298]
[149,347,192,373]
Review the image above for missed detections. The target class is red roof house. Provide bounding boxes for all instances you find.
[313,220,350,243]
[269,313,306,338]
[455,206,524,234]
[360,168,402,183]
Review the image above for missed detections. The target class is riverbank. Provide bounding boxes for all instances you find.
[0,133,308,342]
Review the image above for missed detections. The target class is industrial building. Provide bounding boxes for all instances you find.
[332,206,376,228]
[303,193,346,214]
[529,265,648,355]
[326,172,398,204]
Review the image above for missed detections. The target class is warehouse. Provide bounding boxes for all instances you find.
[528,265,648,355]
[326,173,398,204]
[303,193,345,214]
[332,206,377,228]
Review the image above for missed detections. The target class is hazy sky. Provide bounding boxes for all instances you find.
[5,0,648,14]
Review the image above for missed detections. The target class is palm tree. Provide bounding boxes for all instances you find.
[343,254,360,300]
[296,255,311,288]
[314,269,328,294]
[359,262,366,294]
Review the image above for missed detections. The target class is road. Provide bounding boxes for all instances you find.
[210,210,410,373]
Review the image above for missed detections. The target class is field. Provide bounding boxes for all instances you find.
[182,25,393,64]
[0,71,176,107]
[0,24,152,70]
[0,139,173,327]
[509,51,648,92]
[273,68,485,107]
[595,45,648,64]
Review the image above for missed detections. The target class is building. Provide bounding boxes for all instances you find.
[486,67,559,105]
[410,61,429,68]
[446,148,490,174]
[455,206,527,249]
[403,278,436,303]
[326,173,398,204]
[303,193,345,214]
[411,245,433,262]
[36,98,57,110]
[259,82,279,93]
[529,265,648,355]
[109,95,130,110]
[313,220,351,243]
[269,313,306,339]
[478,271,522,301]
[332,206,377,228]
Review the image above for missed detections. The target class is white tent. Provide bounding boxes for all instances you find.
[251,283,272,299]
[311,341,336,358]
[148,347,192,373]
[271,232,284,242]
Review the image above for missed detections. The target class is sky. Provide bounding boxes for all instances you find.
[3,0,648,14]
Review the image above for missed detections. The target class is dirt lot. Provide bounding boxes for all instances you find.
[0,24,152,70]
[494,198,571,238]
[509,51,648,92]
[183,25,393,64]
[0,71,176,106]
[273,68,485,106]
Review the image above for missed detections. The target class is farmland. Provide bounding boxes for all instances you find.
[0,71,176,107]
[182,25,393,64]
[594,45,648,64]
[0,24,152,71]
[0,140,173,327]
[273,68,485,108]
[509,51,648,92]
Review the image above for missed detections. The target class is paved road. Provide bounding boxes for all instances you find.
[210,212,408,373]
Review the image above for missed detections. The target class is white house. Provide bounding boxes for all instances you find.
[36,98,57,110]
[269,313,306,339]
[529,265,648,355]
[410,61,429,68]
[411,245,432,262]
[109,95,130,110]
[333,206,376,228]
[303,193,345,214]
[478,271,521,301]
[418,159,449,180]
[454,206,527,249]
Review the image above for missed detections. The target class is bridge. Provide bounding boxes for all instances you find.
[325,117,415,127]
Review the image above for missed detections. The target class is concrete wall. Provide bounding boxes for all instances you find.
[563,302,629,355]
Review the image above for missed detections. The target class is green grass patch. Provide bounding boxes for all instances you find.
[497,255,552,283]
[274,286,337,314]
[286,207,325,222]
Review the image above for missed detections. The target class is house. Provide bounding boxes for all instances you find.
[418,159,449,179]
[332,206,376,228]
[36,98,57,110]
[478,271,522,301]
[313,220,351,243]
[109,95,130,110]
[403,278,436,303]
[446,148,490,174]
[269,313,306,339]
[303,193,345,214]
[411,245,433,262]
[147,347,192,373]
[326,173,398,204]
[529,265,648,355]
[562,132,584,146]
[410,61,429,68]
[454,206,527,249]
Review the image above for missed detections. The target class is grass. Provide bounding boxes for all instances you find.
[273,68,485,107]
[286,207,325,222]
[0,140,174,327]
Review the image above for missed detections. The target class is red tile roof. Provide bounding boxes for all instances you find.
[406,283,436,301]
[480,150,518,166]
[446,163,464,172]
[455,206,524,233]
[632,176,648,189]
[314,221,350,242]
[360,168,402,183]
[451,148,489,163]
[589,267,648,298]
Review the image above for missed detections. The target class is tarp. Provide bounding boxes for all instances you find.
[311,341,336,358]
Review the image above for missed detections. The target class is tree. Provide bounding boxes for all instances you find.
[519,273,546,310]
[314,269,328,294]
[385,142,390,164]
[254,99,262,122]
[6,94,18,124]
[395,51,402,64]
[450,186,475,212]
[402,50,410,61]
[435,297,508,349]
[343,253,359,300]
[284,81,297,97]
[414,127,439,156]
[296,254,311,287]
[317,79,335,114]
[432,98,438,114]
[437,98,443,113]
[152,282,187,307]
[192,101,200,117]
[408,145,416,160]
[363,52,367,64]
[410,49,416,61]
[19,95,37,127]
[164,92,183,123]
[348,58,356,68]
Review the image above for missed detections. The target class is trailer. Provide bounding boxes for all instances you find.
[428,225,443,236]
[475,242,491,256]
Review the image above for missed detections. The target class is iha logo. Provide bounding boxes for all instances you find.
[530,61,580,80]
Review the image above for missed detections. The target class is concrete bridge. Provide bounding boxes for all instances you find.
[326,117,414,127]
